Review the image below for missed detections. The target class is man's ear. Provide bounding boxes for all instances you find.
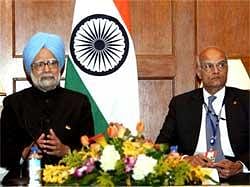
[196,68,202,80]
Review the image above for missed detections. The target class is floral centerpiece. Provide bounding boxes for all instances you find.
[42,122,213,186]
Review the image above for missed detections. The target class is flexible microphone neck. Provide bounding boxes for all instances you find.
[19,157,25,179]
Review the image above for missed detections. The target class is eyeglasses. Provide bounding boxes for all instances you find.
[200,60,227,73]
[31,59,58,71]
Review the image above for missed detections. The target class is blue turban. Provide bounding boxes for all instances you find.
[23,32,65,74]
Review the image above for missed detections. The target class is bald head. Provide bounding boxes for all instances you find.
[198,47,227,65]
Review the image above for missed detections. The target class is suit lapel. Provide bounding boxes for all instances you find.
[189,89,204,153]
[224,87,239,145]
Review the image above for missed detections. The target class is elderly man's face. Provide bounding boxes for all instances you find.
[197,48,228,94]
[30,48,60,92]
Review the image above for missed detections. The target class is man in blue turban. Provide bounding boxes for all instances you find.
[23,32,65,75]
[23,32,65,92]
[0,32,94,177]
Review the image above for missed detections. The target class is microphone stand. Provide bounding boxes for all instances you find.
[19,157,24,179]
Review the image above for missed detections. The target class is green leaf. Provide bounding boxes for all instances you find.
[78,173,99,185]
[96,172,115,187]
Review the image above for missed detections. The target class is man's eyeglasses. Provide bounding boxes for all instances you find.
[31,59,58,71]
[200,60,227,73]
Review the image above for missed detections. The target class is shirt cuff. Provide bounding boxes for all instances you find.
[181,155,189,160]
[238,161,250,173]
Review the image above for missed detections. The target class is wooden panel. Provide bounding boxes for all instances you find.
[130,0,173,55]
[139,80,173,141]
[137,55,175,78]
[196,0,250,72]
[174,0,196,94]
[14,0,75,57]
[0,0,12,61]
[129,0,179,140]
[130,0,175,78]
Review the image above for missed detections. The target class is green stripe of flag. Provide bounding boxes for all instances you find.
[65,58,108,134]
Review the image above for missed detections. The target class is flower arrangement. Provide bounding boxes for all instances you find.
[42,122,213,186]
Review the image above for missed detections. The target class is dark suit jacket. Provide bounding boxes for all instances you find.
[156,87,250,168]
[0,86,94,169]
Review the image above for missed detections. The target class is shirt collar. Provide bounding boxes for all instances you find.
[203,87,225,106]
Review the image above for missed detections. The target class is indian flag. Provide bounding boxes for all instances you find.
[65,0,140,134]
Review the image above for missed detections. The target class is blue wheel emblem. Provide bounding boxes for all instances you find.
[70,14,129,76]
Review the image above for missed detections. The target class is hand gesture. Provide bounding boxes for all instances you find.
[37,129,70,157]
[184,153,213,167]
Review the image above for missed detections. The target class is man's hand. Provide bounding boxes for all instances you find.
[22,134,45,159]
[39,129,70,157]
[183,153,213,167]
[22,143,33,159]
[212,159,243,179]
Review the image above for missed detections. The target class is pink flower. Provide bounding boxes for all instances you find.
[124,156,137,173]
[74,166,86,178]
[85,158,95,173]
[73,158,95,178]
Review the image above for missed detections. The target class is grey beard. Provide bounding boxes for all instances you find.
[30,71,61,92]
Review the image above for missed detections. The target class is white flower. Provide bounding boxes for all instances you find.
[132,154,157,180]
[99,145,120,171]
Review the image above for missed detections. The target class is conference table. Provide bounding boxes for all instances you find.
[1,166,250,186]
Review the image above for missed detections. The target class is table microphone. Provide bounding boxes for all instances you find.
[2,131,44,186]
[1,157,29,186]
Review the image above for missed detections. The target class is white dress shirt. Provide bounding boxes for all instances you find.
[194,87,249,172]
[195,87,235,156]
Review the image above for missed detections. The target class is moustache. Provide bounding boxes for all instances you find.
[210,76,221,80]
[40,73,55,80]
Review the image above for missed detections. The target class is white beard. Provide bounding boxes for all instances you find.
[30,71,61,92]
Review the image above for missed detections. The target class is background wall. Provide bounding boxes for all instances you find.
[0,0,249,141]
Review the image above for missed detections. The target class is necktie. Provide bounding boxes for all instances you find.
[206,96,225,162]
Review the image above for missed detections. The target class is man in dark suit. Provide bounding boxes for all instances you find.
[0,32,94,170]
[156,47,249,179]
